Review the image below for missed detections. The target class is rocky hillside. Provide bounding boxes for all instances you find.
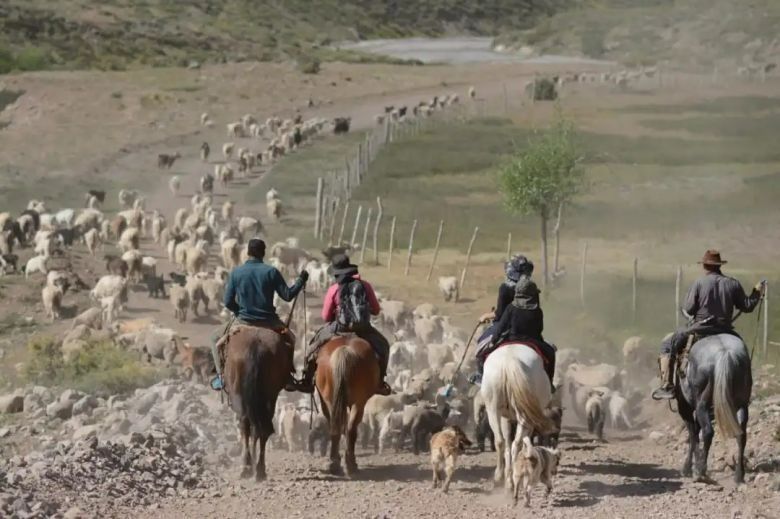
[0,0,559,73]
[494,0,780,70]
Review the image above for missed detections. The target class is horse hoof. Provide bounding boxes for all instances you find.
[345,464,359,478]
[328,463,344,476]
[256,471,267,482]
[240,468,253,479]
[681,466,692,478]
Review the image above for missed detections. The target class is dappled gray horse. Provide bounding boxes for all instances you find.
[676,334,752,483]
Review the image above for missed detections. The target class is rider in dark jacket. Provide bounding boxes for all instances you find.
[652,250,764,400]
[212,238,308,391]
[491,276,556,384]
[468,255,533,384]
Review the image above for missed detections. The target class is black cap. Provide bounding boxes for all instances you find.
[247,238,266,259]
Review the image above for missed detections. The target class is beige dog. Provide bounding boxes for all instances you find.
[430,425,472,493]
[512,436,561,507]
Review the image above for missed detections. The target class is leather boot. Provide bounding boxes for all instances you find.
[651,354,675,400]
[286,358,316,393]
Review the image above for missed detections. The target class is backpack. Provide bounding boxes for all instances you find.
[337,279,371,329]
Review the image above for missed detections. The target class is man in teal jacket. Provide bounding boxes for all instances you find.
[211,238,308,390]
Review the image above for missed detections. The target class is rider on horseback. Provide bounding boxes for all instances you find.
[470,260,556,387]
[470,254,533,371]
[211,238,309,391]
[652,249,765,400]
[296,254,392,396]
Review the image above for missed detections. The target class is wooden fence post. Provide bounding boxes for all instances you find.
[632,257,638,323]
[459,226,479,291]
[314,177,324,238]
[580,241,588,309]
[328,197,340,245]
[503,82,509,115]
[359,208,372,264]
[356,143,363,185]
[350,205,363,246]
[506,233,512,261]
[763,282,770,358]
[426,220,445,281]
[387,216,397,270]
[404,219,418,276]
[372,197,383,265]
[338,202,350,245]
[344,158,351,195]
[675,266,682,327]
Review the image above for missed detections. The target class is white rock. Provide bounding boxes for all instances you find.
[0,393,24,414]
[46,400,74,420]
[59,389,84,404]
[72,425,99,442]
[72,395,98,416]
[133,391,159,414]
[648,431,665,443]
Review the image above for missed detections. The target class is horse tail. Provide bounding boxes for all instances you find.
[713,349,741,439]
[330,345,358,437]
[499,356,555,435]
[242,342,274,439]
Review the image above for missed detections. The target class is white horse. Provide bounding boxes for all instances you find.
[480,344,556,490]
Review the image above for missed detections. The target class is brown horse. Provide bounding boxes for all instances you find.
[224,326,291,481]
[316,335,380,476]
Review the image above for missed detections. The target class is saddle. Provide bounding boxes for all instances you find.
[493,339,551,366]
[216,323,294,379]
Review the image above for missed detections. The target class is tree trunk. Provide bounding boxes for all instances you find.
[540,205,549,288]
[552,201,563,275]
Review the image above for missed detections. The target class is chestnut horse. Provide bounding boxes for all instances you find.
[224,326,291,481]
[316,335,380,476]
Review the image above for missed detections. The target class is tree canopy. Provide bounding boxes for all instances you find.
[498,116,584,219]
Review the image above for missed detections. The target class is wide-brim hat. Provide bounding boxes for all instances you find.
[698,249,728,266]
[329,253,358,276]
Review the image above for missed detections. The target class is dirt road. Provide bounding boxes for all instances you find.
[132,420,779,519]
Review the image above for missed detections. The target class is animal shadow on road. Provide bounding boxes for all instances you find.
[579,461,679,480]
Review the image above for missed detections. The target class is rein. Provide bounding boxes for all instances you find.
[442,320,483,398]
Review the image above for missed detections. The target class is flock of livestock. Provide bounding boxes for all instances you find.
[0,81,657,502]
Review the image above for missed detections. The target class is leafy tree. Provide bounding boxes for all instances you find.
[498,115,584,286]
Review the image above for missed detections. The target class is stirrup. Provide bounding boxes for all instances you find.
[468,373,482,386]
[651,386,675,401]
[210,376,224,391]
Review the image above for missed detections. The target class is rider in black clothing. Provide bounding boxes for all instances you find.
[490,276,556,385]
[469,255,555,385]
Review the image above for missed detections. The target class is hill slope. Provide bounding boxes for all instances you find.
[494,0,780,69]
[0,0,558,73]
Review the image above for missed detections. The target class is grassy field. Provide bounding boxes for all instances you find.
[256,88,780,362]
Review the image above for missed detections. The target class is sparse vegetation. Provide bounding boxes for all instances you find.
[296,54,322,75]
[530,77,558,101]
[23,336,169,396]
